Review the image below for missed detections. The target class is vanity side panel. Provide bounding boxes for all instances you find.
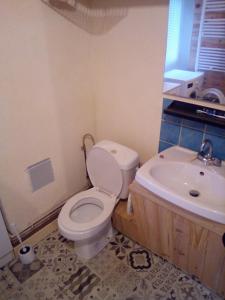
[157,205,173,260]
[172,214,191,271]
[128,181,225,297]
[187,223,208,278]
[131,192,149,246]
[132,191,174,261]
[201,231,225,294]
[141,195,161,252]
[112,201,140,242]
[217,258,225,298]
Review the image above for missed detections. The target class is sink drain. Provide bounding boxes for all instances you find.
[189,190,200,197]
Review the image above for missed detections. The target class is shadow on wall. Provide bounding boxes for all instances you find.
[41,0,166,35]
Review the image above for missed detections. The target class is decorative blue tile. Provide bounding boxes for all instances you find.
[162,113,182,125]
[182,119,205,131]
[158,141,173,153]
[159,98,225,158]
[163,98,173,109]
[160,121,180,145]
[205,124,225,138]
[180,127,203,152]
[205,133,225,160]
[162,99,182,124]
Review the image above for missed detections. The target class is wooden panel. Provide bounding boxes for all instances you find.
[202,230,225,291]
[129,181,225,237]
[157,205,173,260]
[127,181,225,297]
[131,193,148,246]
[142,195,161,252]
[172,214,191,270]
[112,201,140,242]
[187,223,208,277]
[218,258,225,298]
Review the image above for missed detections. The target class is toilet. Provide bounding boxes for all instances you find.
[58,140,139,259]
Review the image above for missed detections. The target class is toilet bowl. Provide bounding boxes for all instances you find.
[58,140,139,259]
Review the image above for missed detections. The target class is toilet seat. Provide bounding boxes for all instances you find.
[58,187,116,234]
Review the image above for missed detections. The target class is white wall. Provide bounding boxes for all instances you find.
[0,0,168,233]
[91,0,168,162]
[0,0,95,232]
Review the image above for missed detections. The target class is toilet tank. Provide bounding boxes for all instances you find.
[94,140,139,199]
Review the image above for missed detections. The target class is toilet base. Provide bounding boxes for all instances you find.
[74,221,114,260]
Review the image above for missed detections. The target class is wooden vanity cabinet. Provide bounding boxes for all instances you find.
[112,181,225,297]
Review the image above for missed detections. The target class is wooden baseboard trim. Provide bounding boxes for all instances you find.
[10,203,64,247]
[10,185,90,247]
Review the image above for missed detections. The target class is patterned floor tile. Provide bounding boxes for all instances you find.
[82,280,112,299]
[143,260,174,289]
[83,295,102,300]
[87,247,120,279]
[9,258,44,283]
[128,248,152,271]
[49,252,84,284]
[107,232,135,261]
[114,271,141,299]
[124,294,150,300]
[168,274,223,300]
[103,262,131,290]
[5,288,30,300]
[62,264,101,300]
[34,230,77,277]
[34,230,74,261]
[1,229,223,300]
[0,266,24,300]
[104,293,124,300]
[125,277,154,300]
[23,267,67,300]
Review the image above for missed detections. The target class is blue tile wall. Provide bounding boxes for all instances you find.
[158,98,225,160]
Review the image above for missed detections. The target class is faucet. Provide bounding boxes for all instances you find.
[197,139,221,166]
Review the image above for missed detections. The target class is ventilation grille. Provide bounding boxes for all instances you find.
[27,158,54,192]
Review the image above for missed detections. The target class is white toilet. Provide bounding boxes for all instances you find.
[58,140,139,259]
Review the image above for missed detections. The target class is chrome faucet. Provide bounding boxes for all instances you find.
[197,139,221,166]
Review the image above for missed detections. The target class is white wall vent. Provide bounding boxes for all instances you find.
[27,158,54,192]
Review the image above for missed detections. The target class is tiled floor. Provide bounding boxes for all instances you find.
[0,229,223,300]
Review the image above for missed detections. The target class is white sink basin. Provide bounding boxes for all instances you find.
[135,146,225,224]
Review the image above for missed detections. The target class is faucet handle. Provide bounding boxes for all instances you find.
[197,139,222,167]
[200,139,213,159]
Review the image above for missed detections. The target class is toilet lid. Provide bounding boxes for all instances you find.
[86,147,122,197]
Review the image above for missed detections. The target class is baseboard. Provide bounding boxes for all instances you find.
[13,219,58,256]
[10,185,90,247]
[11,203,64,247]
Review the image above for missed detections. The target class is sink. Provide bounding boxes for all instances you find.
[135,146,225,224]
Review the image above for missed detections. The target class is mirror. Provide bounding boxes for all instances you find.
[163,0,225,106]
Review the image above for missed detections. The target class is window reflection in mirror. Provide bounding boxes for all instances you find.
[163,0,225,106]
